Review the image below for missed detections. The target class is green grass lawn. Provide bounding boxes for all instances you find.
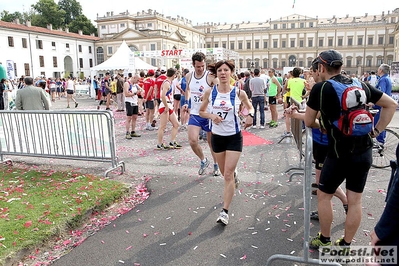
[0,165,127,264]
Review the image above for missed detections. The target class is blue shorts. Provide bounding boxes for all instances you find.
[180,95,186,108]
[188,114,211,132]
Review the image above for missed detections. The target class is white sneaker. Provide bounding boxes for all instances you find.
[252,125,257,129]
[260,125,265,129]
[281,131,293,137]
[216,210,229,225]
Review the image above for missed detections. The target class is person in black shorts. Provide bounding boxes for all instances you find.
[304,49,397,250]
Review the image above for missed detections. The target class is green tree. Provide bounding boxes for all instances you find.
[68,14,97,36]
[58,0,82,26]
[31,0,66,29]
[1,11,23,22]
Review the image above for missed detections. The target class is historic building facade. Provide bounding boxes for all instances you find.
[0,20,99,79]
[95,8,399,75]
[1,8,398,78]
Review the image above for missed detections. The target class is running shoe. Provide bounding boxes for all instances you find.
[310,211,319,220]
[234,169,240,189]
[125,132,132,140]
[146,126,154,131]
[216,210,229,225]
[169,141,182,149]
[281,131,293,137]
[156,143,170,150]
[213,164,221,176]
[334,237,351,253]
[309,232,331,250]
[198,158,210,175]
[131,132,141,137]
[75,102,79,108]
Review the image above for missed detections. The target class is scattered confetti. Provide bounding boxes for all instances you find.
[160,243,166,246]
[119,260,125,264]
[220,254,226,258]
[251,245,258,249]
[193,246,198,250]
[240,254,247,260]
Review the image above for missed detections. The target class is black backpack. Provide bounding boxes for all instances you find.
[243,77,252,98]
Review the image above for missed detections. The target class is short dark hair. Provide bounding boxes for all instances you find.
[192,52,206,64]
[24,76,34,85]
[128,73,133,78]
[292,67,301,78]
[166,68,176,77]
[254,69,260,76]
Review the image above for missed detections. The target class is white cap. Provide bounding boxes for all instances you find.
[161,66,167,72]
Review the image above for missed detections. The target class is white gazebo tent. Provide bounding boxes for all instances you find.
[90,40,157,97]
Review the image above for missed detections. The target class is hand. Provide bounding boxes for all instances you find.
[182,104,188,112]
[370,230,380,246]
[244,116,253,129]
[369,128,380,138]
[277,97,283,104]
[212,114,223,125]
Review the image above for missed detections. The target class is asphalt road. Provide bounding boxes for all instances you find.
[17,95,399,265]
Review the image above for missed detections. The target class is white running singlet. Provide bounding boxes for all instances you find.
[188,70,211,115]
[209,86,241,136]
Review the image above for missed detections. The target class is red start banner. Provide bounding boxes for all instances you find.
[161,49,183,56]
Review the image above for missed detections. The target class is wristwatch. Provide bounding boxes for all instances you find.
[248,113,254,118]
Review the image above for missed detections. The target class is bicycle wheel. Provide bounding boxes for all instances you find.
[371,128,399,168]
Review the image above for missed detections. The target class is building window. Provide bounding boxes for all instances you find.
[147,23,152,27]
[24,63,30,76]
[214,43,219,48]
[239,59,243,68]
[53,56,57,67]
[255,41,259,49]
[348,37,353,46]
[150,43,156,50]
[238,42,243,49]
[246,60,251,69]
[222,42,226,48]
[299,61,303,67]
[307,60,312,67]
[299,40,304,47]
[368,37,373,45]
[300,22,304,28]
[206,43,211,48]
[120,23,125,28]
[246,41,251,49]
[273,61,277,69]
[97,47,104,64]
[318,38,323,47]
[282,24,286,29]
[273,40,278,48]
[389,36,394,44]
[273,24,277,29]
[308,39,313,47]
[263,60,268,69]
[36,40,43,49]
[291,23,295,29]
[378,36,384,45]
[338,38,343,46]
[230,41,234,50]
[282,40,286,48]
[89,58,93,68]
[356,58,362,66]
[328,38,333,46]
[377,58,383,65]
[8,36,14,47]
[108,46,113,54]
[207,28,210,33]
[282,61,286,68]
[101,25,106,29]
[263,41,268,49]
[39,56,44,67]
[79,58,83,68]
[89,46,92,53]
[347,59,352,67]
[366,58,372,67]
[357,37,363,45]
[309,22,314,27]
[66,43,70,50]
[22,38,27,48]
[290,39,295,47]
[78,45,82,52]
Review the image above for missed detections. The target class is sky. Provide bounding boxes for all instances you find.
[1,0,398,25]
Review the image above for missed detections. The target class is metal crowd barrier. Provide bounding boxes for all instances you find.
[266,127,341,266]
[0,110,125,177]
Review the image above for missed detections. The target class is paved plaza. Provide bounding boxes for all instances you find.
[10,95,399,265]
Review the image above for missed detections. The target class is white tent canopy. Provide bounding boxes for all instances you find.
[90,40,157,72]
